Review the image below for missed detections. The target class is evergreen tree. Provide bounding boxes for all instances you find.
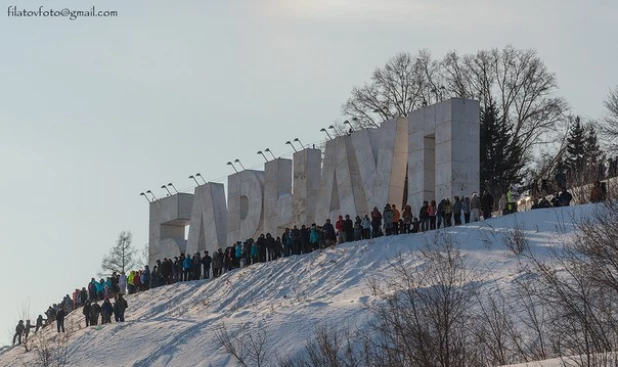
[584,124,604,180]
[564,116,587,176]
[479,101,525,201]
[99,231,137,276]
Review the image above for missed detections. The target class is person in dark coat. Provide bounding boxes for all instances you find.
[558,187,573,206]
[481,190,494,219]
[322,219,336,246]
[343,215,354,242]
[300,225,311,253]
[101,299,113,324]
[13,320,25,345]
[83,301,92,327]
[265,233,275,261]
[291,226,301,255]
[202,251,212,279]
[371,207,382,238]
[35,315,45,334]
[56,308,66,333]
[91,302,101,326]
[24,320,35,342]
[257,234,267,262]
[114,294,128,322]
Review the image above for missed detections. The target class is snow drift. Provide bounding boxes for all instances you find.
[0,204,599,367]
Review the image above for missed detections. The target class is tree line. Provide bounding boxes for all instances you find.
[337,46,618,204]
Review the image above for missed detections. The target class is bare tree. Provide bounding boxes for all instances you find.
[599,85,618,153]
[29,331,69,367]
[366,234,482,367]
[342,50,442,129]
[216,322,271,367]
[443,46,567,157]
[99,231,137,276]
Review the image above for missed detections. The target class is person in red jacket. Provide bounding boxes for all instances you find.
[335,215,345,244]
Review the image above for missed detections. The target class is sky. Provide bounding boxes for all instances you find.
[0,0,616,345]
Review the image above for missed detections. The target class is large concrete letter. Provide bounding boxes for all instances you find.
[407,98,480,211]
[227,170,264,243]
[292,148,322,227]
[186,183,227,255]
[351,117,408,211]
[148,193,193,265]
[315,136,367,223]
[263,158,293,236]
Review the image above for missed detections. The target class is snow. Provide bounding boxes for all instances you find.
[0,204,600,367]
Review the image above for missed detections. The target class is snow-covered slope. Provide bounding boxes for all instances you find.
[0,205,597,367]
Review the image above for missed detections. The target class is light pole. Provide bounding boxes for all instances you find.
[226,161,239,173]
[234,159,246,170]
[139,192,151,203]
[320,128,333,140]
[195,173,206,184]
[264,148,276,160]
[168,183,179,194]
[146,190,157,201]
[293,138,305,149]
[257,151,268,162]
[285,140,298,152]
[161,185,172,196]
[189,175,200,186]
[343,120,355,132]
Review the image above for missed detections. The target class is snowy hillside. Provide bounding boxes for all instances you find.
[0,204,599,367]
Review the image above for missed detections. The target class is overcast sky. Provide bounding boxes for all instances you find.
[0,0,616,344]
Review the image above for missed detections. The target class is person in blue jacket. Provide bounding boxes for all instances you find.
[235,242,243,267]
[183,255,192,281]
[96,279,104,301]
[250,241,258,265]
[309,224,320,251]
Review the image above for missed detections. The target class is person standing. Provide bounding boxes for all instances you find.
[361,215,371,239]
[463,196,471,223]
[118,272,127,295]
[343,215,354,242]
[481,190,494,219]
[34,315,45,334]
[383,204,394,235]
[202,251,212,279]
[470,193,481,221]
[56,308,66,333]
[24,320,35,343]
[429,200,437,230]
[12,320,25,345]
[391,204,400,234]
[452,196,462,226]
[115,294,128,322]
[83,301,92,327]
[91,302,101,326]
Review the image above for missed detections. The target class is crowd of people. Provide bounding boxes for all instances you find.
[12,273,129,346]
[11,180,607,347]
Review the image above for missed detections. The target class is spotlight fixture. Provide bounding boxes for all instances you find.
[226,161,239,173]
[257,151,268,162]
[319,128,333,140]
[195,173,206,184]
[234,159,246,170]
[189,175,200,186]
[293,138,305,149]
[285,140,298,152]
[161,185,172,196]
[167,183,179,194]
[264,148,276,160]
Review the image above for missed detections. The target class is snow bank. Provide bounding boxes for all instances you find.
[0,204,599,367]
